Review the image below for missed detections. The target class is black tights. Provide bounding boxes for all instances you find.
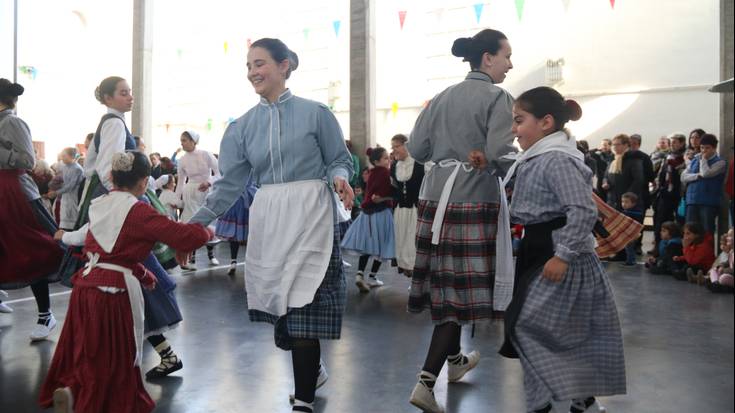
[357,255,382,274]
[147,334,166,347]
[229,241,240,261]
[422,322,461,376]
[30,280,50,314]
[292,339,320,404]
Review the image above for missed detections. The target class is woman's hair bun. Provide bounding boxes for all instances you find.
[451,37,473,58]
[365,147,374,157]
[564,99,582,121]
[287,49,299,72]
[8,83,24,97]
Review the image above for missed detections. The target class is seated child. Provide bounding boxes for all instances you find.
[671,222,715,281]
[621,192,644,266]
[646,221,684,275]
[707,229,734,293]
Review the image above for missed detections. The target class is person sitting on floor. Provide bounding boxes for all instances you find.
[646,221,684,275]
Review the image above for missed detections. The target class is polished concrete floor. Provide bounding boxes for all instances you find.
[1,241,733,413]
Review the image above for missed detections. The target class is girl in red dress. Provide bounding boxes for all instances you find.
[39,151,212,413]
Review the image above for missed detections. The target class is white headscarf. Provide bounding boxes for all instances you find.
[185,130,200,144]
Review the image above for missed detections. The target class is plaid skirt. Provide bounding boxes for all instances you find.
[514,253,627,409]
[408,200,503,324]
[249,222,346,349]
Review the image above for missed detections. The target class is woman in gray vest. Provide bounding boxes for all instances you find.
[405,29,516,413]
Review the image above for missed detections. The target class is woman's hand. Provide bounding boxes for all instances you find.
[334,177,354,210]
[198,182,211,192]
[54,230,65,241]
[602,182,610,190]
[542,256,568,282]
[468,150,487,170]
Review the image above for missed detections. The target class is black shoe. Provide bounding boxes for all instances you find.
[145,357,183,379]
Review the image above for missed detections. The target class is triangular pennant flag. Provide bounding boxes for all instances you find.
[246,38,252,48]
[609,0,615,8]
[561,0,571,12]
[303,28,310,40]
[473,3,484,23]
[207,118,213,131]
[515,0,525,21]
[398,10,407,30]
[391,102,399,116]
[223,41,229,54]
[176,48,183,58]
[333,20,341,37]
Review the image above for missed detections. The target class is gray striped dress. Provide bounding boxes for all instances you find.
[509,151,626,410]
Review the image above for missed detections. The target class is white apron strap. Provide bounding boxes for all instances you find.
[83,254,145,367]
[430,159,472,245]
[493,177,514,311]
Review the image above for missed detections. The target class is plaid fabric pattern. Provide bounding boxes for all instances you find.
[249,222,346,344]
[593,193,644,258]
[408,200,503,323]
[513,253,627,409]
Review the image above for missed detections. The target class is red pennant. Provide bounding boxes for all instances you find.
[398,10,407,30]
[609,0,615,8]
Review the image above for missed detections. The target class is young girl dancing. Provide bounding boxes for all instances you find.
[498,87,626,413]
[39,152,212,413]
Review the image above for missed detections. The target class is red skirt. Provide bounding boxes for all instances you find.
[39,277,154,413]
[0,169,63,287]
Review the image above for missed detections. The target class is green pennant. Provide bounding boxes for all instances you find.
[515,0,525,21]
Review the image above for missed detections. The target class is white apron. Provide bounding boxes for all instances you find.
[245,180,334,317]
[180,181,208,223]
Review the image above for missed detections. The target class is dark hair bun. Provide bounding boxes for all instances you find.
[451,37,473,58]
[8,83,24,97]
[365,147,374,157]
[287,50,299,72]
[564,99,582,121]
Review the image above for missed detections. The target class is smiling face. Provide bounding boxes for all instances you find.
[484,40,513,84]
[375,151,391,169]
[247,46,289,103]
[103,80,133,113]
[657,137,670,150]
[391,139,409,161]
[512,105,553,151]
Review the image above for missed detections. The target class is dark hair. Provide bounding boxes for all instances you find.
[366,146,387,166]
[515,86,582,132]
[95,76,125,105]
[690,128,706,138]
[577,140,590,153]
[669,134,686,145]
[683,222,705,244]
[699,133,718,147]
[613,134,630,146]
[85,133,94,142]
[621,192,638,204]
[111,151,151,189]
[344,140,353,152]
[391,134,408,145]
[629,134,642,144]
[250,38,299,79]
[451,29,507,70]
[661,221,682,238]
[0,78,24,109]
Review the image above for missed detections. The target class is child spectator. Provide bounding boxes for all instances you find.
[681,133,726,237]
[646,221,684,275]
[671,222,715,281]
[706,229,733,292]
[621,192,644,266]
[157,174,181,220]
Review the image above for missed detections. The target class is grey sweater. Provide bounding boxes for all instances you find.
[0,109,40,200]
[407,71,516,203]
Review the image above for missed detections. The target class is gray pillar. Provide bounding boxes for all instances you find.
[719,0,734,236]
[350,0,375,166]
[132,0,153,153]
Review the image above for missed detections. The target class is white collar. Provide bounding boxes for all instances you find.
[106,107,126,119]
[502,130,583,187]
[89,191,139,253]
[395,157,415,182]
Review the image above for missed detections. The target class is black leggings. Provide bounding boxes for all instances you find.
[30,279,50,314]
[422,322,461,376]
[229,241,240,261]
[292,339,320,403]
[358,255,382,274]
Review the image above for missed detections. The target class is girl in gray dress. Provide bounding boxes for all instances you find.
[499,87,626,413]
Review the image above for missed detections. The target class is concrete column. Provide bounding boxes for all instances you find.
[132,0,153,153]
[350,0,375,166]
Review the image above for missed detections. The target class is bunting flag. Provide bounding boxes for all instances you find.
[207,118,213,131]
[391,102,399,116]
[303,28,310,40]
[514,0,525,20]
[398,11,407,29]
[19,66,37,80]
[473,3,484,23]
[609,0,615,8]
[561,0,571,12]
[246,38,252,48]
[176,48,183,58]
[333,20,341,37]
[223,41,229,54]
[434,8,445,25]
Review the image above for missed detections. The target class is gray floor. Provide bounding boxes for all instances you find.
[1,242,733,413]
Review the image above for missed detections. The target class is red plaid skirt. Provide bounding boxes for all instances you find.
[408,200,504,324]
